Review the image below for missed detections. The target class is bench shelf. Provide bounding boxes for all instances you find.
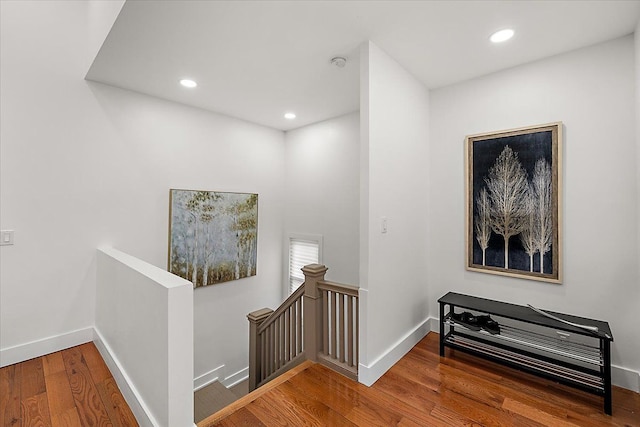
[438,292,614,415]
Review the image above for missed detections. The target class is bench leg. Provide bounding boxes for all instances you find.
[439,303,445,357]
[603,340,612,415]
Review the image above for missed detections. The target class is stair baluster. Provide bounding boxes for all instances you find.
[247,264,359,391]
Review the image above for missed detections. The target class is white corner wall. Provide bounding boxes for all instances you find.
[636,21,640,316]
[0,0,285,391]
[87,0,125,70]
[429,35,640,390]
[96,247,193,427]
[358,42,430,385]
[284,112,360,289]
[636,23,640,393]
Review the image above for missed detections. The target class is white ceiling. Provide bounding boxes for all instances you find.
[86,1,640,131]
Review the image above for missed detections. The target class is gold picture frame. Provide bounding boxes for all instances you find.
[465,123,562,283]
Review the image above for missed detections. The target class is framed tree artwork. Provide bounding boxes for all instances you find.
[168,189,258,288]
[465,123,562,283]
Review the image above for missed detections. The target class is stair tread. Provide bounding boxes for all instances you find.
[194,381,238,423]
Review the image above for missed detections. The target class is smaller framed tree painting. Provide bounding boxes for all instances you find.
[169,189,258,288]
[465,123,562,283]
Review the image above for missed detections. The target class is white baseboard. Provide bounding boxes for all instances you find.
[194,365,248,390]
[93,328,159,427]
[193,364,225,392]
[358,317,433,386]
[0,327,94,368]
[429,317,439,333]
[612,365,640,392]
[222,367,248,388]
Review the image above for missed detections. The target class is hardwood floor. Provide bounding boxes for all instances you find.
[4,334,638,426]
[0,342,138,427]
[203,333,640,427]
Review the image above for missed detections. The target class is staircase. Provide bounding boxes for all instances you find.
[247,264,359,391]
[194,379,248,423]
[194,381,237,423]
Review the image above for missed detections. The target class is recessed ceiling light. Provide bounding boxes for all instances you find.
[180,79,197,88]
[490,29,514,43]
[284,112,296,120]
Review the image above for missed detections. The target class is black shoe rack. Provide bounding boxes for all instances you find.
[438,292,614,415]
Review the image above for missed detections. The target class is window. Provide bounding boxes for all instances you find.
[288,235,322,295]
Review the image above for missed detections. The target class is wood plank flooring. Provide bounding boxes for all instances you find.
[203,333,640,427]
[0,342,138,427]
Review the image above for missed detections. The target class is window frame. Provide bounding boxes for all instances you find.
[285,233,323,297]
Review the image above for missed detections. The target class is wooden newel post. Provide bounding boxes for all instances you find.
[247,308,273,392]
[302,264,328,362]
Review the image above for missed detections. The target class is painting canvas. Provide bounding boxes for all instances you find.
[169,189,258,288]
[466,123,562,283]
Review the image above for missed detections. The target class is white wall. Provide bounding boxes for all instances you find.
[429,35,639,388]
[0,0,285,390]
[636,23,640,392]
[284,112,360,288]
[636,26,640,362]
[87,0,125,70]
[96,247,193,427]
[359,42,430,385]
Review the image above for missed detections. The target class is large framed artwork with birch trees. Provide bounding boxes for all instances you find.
[169,189,258,288]
[466,123,562,283]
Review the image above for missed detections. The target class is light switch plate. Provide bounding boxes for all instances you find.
[1,230,14,246]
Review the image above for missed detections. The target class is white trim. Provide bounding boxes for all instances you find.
[222,366,249,388]
[193,364,225,391]
[358,317,432,386]
[98,246,187,288]
[0,326,93,368]
[429,316,440,333]
[94,327,159,427]
[612,364,640,392]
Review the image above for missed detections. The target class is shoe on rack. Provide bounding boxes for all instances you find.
[451,311,481,331]
[477,315,500,334]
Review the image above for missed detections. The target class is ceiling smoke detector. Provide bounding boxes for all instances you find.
[330,57,347,68]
